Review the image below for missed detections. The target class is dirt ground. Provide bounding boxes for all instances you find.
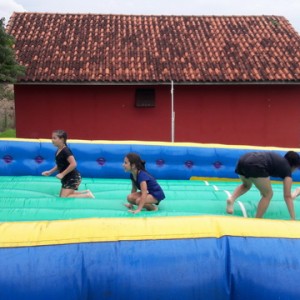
[0,85,15,131]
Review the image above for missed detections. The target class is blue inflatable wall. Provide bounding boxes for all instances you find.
[1,139,299,180]
[1,139,300,300]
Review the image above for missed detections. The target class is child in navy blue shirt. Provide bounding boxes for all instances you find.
[123,152,165,214]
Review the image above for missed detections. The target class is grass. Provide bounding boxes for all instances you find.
[0,128,16,138]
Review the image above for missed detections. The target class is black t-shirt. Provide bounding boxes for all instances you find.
[55,147,78,177]
[236,151,291,179]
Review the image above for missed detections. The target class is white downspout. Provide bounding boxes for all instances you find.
[171,80,175,142]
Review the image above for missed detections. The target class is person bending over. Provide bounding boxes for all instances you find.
[226,151,300,220]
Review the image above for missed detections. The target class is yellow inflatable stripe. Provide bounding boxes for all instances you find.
[0,216,300,248]
[1,138,299,151]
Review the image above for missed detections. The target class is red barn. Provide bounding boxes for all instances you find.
[7,13,300,147]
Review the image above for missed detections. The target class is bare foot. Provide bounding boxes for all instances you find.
[226,199,234,214]
[87,190,95,198]
[124,203,133,209]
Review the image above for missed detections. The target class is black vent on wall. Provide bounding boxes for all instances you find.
[135,89,156,107]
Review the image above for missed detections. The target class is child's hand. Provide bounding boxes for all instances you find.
[292,187,300,200]
[128,209,141,214]
[56,173,64,180]
[42,171,50,176]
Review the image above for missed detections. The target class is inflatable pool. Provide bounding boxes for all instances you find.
[1,139,300,299]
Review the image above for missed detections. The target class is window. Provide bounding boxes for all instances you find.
[135,88,155,108]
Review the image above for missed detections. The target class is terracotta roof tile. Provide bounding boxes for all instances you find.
[6,13,300,83]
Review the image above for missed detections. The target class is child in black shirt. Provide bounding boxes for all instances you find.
[42,130,94,198]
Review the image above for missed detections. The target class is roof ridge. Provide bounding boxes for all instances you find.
[11,12,286,18]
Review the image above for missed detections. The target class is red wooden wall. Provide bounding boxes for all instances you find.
[14,84,300,147]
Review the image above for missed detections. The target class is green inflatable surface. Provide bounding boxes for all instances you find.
[0,176,298,221]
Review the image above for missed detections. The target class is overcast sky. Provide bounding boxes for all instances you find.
[1,0,300,33]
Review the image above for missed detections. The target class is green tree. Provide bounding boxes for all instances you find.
[0,17,25,82]
[0,17,24,132]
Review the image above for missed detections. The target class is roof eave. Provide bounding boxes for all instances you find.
[15,80,300,86]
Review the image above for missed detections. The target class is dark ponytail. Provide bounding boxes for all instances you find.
[53,130,68,146]
[284,151,300,168]
[125,152,146,171]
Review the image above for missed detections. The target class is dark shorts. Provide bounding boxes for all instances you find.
[61,172,82,190]
[154,199,162,206]
[151,191,165,205]
[235,153,269,178]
